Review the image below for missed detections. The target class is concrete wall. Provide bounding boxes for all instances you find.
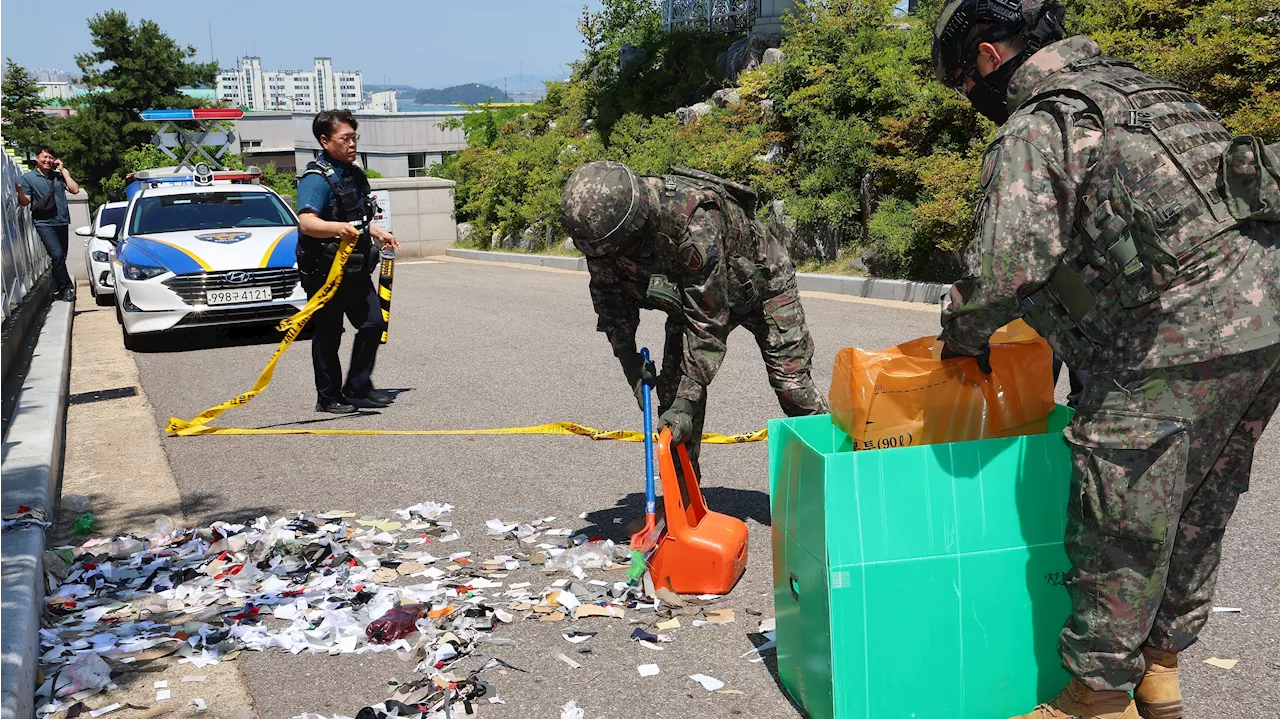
[368,177,456,257]
[364,154,409,178]
[753,0,795,38]
[67,190,90,233]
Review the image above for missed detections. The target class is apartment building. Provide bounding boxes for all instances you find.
[217,57,362,112]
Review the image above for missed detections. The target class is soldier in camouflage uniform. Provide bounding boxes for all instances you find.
[933,1,1280,718]
[561,161,827,467]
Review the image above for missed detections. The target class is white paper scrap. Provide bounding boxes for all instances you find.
[689,674,725,691]
[1212,607,1242,613]
[156,690,172,701]
[153,681,168,689]
[182,676,207,682]
[554,652,582,670]
[189,698,208,711]
[89,705,122,718]
[638,664,660,677]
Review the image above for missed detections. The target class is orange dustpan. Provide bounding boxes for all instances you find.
[646,428,749,595]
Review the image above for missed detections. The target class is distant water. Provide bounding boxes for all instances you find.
[398,104,467,113]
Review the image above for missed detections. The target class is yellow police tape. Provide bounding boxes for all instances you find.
[164,234,767,445]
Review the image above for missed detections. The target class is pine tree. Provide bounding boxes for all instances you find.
[1,59,50,157]
[60,10,218,203]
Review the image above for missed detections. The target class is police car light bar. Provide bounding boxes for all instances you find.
[140,108,245,121]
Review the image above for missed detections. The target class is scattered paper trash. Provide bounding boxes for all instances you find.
[1211,607,1242,613]
[1204,658,1238,670]
[181,676,206,683]
[561,700,585,719]
[689,674,725,691]
[638,664,660,677]
[156,690,171,701]
[89,704,121,718]
[554,653,582,670]
[153,681,168,689]
[562,631,596,644]
[189,698,207,711]
[656,618,681,630]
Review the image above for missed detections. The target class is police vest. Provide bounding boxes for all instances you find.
[1018,57,1277,368]
[299,158,375,231]
[651,167,791,308]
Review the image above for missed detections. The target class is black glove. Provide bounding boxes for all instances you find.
[619,352,658,410]
[940,341,992,374]
[659,398,696,444]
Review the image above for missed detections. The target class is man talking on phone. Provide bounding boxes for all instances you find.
[296,110,400,414]
[16,146,80,301]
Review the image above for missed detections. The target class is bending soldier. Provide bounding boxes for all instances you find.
[933,2,1280,718]
[561,161,828,467]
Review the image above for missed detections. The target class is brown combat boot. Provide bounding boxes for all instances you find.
[1010,678,1140,719]
[1134,647,1182,719]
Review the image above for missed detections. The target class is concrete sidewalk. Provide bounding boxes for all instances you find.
[1,299,72,719]
[445,247,950,304]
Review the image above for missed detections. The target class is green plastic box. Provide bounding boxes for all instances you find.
[768,407,1075,719]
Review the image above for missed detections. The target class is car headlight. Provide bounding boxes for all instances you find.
[91,250,110,263]
[123,261,167,281]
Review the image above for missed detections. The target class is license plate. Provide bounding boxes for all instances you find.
[206,286,273,305]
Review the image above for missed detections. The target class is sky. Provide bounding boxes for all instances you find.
[1,0,599,89]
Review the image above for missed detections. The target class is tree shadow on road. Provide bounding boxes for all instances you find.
[52,490,282,545]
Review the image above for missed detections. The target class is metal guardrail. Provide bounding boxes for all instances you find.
[2,151,49,322]
[663,0,759,33]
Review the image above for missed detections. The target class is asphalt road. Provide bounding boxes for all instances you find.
[126,259,1279,719]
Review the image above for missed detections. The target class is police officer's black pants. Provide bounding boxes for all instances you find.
[300,268,386,404]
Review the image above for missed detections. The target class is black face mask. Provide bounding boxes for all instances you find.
[964,52,1028,125]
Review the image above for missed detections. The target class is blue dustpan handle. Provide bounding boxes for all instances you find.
[640,347,656,516]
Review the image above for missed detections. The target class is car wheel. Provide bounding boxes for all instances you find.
[121,320,137,351]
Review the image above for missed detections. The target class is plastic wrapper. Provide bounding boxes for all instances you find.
[547,541,615,572]
[365,604,426,643]
[829,320,1055,450]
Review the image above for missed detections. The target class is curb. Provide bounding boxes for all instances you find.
[445,248,947,305]
[1,299,73,719]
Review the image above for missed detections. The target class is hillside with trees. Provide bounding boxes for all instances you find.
[415,84,511,105]
[432,0,1280,281]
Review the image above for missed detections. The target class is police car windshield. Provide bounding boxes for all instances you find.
[130,192,293,235]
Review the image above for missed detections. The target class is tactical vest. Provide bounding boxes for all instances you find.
[298,157,379,274]
[1017,57,1264,368]
[651,167,790,309]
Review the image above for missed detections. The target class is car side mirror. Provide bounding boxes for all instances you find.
[95,224,117,240]
[75,225,92,237]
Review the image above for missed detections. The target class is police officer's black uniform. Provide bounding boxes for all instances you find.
[296,153,388,410]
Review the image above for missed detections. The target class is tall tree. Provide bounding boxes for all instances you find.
[60,10,218,203]
[1,59,50,156]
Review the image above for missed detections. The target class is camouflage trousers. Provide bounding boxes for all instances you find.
[1059,343,1280,691]
[656,285,828,468]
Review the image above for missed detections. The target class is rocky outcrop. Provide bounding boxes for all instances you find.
[761,48,784,66]
[710,87,742,108]
[619,44,651,73]
[457,222,474,244]
[676,102,713,126]
[717,35,774,82]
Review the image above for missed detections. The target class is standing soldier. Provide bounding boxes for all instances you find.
[932,1,1280,718]
[561,162,827,467]
[297,110,401,413]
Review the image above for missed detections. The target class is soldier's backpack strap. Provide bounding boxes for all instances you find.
[1222,135,1280,223]
[668,166,758,216]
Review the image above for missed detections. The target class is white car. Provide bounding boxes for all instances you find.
[112,180,306,349]
[75,201,128,306]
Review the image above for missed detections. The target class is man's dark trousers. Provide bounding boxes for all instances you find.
[300,267,385,404]
[36,225,73,293]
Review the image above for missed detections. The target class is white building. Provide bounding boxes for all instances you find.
[216,57,362,112]
[37,81,76,101]
[363,89,399,114]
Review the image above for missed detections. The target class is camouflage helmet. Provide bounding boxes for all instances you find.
[932,0,1066,88]
[561,161,652,257]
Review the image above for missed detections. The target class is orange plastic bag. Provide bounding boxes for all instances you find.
[829,320,1055,450]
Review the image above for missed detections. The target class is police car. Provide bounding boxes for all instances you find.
[111,164,305,349]
[75,201,128,306]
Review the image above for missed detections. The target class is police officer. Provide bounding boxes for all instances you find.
[932,2,1280,718]
[297,109,400,413]
[561,161,827,469]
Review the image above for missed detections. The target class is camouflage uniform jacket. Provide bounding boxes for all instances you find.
[940,36,1280,371]
[587,178,798,404]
